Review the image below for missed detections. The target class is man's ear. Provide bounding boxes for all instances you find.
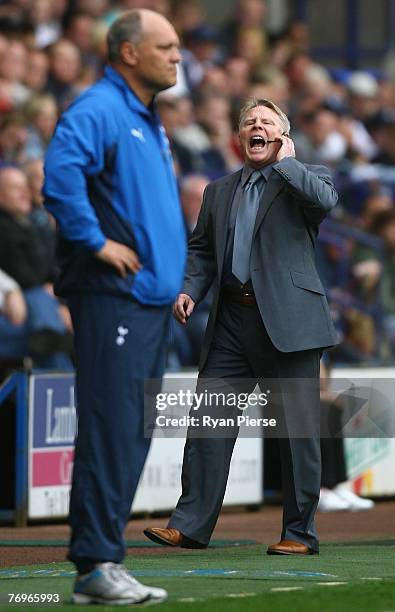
[119,41,139,67]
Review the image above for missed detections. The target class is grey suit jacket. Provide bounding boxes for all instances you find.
[183,156,339,370]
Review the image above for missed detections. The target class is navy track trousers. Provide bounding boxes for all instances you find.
[66,293,171,567]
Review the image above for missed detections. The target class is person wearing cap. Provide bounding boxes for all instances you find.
[347,70,380,126]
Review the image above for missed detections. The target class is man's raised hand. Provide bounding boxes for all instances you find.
[275,135,295,161]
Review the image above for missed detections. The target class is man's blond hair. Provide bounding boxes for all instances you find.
[239,98,291,135]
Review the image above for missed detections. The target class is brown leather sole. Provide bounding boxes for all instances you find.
[267,539,319,556]
[143,527,181,547]
[267,548,318,556]
[143,527,207,549]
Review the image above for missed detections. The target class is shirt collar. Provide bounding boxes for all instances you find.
[241,162,275,187]
[104,65,156,118]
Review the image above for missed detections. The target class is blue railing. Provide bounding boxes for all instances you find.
[0,372,29,526]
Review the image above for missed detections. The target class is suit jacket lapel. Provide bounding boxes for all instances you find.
[215,169,242,279]
[253,170,283,239]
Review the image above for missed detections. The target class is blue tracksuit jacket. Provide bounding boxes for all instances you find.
[43,65,186,305]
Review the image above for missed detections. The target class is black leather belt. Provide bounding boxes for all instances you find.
[222,287,257,306]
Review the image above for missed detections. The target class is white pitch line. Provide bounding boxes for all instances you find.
[317,582,347,586]
[360,577,383,581]
[226,593,257,598]
[177,598,199,603]
[271,587,304,592]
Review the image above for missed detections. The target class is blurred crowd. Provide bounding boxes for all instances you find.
[1,0,395,372]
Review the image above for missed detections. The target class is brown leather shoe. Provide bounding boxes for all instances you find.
[143,527,206,549]
[144,527,183,547]
[267,539,318,555]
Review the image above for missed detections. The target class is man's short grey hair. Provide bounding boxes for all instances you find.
[107,11,143,62]
[239,98,291,135]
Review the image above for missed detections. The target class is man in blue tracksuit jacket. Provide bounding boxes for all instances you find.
[43,9,186,605]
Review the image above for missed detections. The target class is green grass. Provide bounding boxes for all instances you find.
[0,542,394,611]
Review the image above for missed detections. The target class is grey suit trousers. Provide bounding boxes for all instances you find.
[168,297,321,551]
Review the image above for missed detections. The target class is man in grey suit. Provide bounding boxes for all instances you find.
[145,99,338,555]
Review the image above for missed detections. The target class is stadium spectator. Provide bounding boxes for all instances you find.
[0,165,56,289]
[278,20,310,60]
[248,67,290,113]
[172,0,206,34]
[0,268,27,327]
[297,105,377,169]
[372,116,395,166]
[27,0,66,48]
[24,49,50,95]
[65,11,96,53]
[23,94,58,160]
[0,113,28,167]
[24,158,45,206]
[180,173,209,232]
[360,191,393,230]
[352,210,395,358]
[285,51,313,98]
[224,56,251,103]
[156,96,195,176]
[73,0,110,20]
[24,157,57,261]
[182,24,222,90]
[0,39,30,110]
[65,11,104,83]
[298,107,347,166]
[172,91,239,178]
[0,166,72,368]
[46,39,83,111]
[347,71,380,127]
[199,65,230,96]
[220,0,268,65]
[169,173,212,368]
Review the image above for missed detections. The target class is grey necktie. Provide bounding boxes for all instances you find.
[232,170,263,284]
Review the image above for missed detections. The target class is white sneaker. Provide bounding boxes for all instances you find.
[72,562,168,605]
[333,486,375,511]
[117,564,168,602]
[317,488,351,512]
